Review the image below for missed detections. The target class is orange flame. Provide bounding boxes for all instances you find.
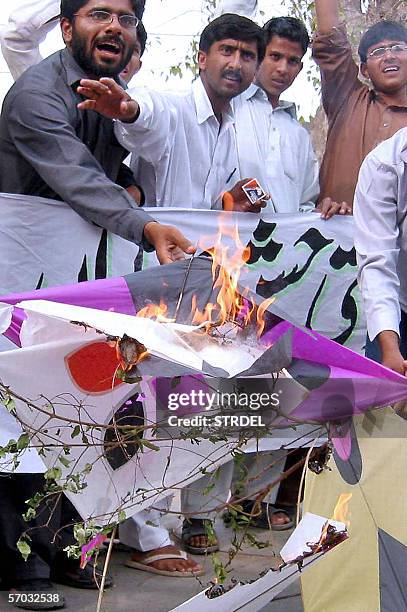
[317,493,352,550]
[134,215,275,338]
[190,214,273,335]
[136,299,174,323]
[332,493,352,526]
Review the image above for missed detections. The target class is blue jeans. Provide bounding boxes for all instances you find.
[365,310,407,362]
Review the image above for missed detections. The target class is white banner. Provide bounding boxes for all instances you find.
[0,195,363,352]
[0,193,139,294]
[142,208,365,352]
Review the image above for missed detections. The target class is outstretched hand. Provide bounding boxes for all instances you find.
[77,78,139,122]
[143,222,196,265]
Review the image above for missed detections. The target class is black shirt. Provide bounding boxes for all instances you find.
[0,48,152,245]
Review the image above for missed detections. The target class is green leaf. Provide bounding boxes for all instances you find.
[59,455,71,468]
[44,467,62,480]
[17,433,30,450]
[3,395,16,413]
[71,425,80,439]
[118,510,127,523]
[22,507,37,522]
[17,539,31,561]
[202,483,215,496]
[140,439,160,452]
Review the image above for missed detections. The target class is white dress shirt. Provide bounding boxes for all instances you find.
[115,78,238,209]
[0,0,59,80]
[354,127,407,341]
[232,85,319,213]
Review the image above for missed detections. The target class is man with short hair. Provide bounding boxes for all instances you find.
[0,0,147,208]
[232,15,320,214]
[77,13,266,213]
[77,10,267,558]
[210,6,321,538]
[313,0,407,209]
[0,1,196,607]
[0,0,193,265]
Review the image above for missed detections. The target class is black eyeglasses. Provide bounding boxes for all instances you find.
[74,10,139,29]
[368,44,407,59]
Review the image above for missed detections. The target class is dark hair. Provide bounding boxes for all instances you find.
[199,14,266,64]
[137,20,147,56]
[262,16,309,56]
[358,20,407,62]
[60,0,145,21]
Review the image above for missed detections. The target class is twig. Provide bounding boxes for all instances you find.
[96,525,116,612]
[173,247,197,322]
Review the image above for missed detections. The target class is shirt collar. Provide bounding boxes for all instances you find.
[371,88,407,109]
[61,48,126,91]
[241,83,297,118]
[193,77,234,125]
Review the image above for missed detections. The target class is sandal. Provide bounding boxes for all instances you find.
[51,562,113,590]
[223,500,294,531]
[125,548,204,577]
[181,518,219,555]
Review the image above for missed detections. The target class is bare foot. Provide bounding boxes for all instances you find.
[269,511,291,527]
[186,534,213,549]
[129,545,203,574]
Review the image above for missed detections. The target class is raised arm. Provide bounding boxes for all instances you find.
[0,0,60,80]
[214,0,257,19]
[314,0,340,34]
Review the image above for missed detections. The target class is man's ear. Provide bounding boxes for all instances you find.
[60,17,73,47]
[360,62,369,80]
[197,50,207,72]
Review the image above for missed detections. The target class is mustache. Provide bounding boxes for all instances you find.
[221,69,242,82]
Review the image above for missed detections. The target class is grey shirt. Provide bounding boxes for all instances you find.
[0,48,153,246]
[354,127,407,341]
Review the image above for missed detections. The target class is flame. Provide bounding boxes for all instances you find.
[316,493,352,552]
[133,214,275,338]
[256,296,275,338]
[332,493,352,526]
[190,214,273,336]
[136,299,174,323]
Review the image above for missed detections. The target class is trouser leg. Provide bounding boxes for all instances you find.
[119,497,172,552]
[232,450,287,505]
[181,461,234,521]
[0,473,62,584]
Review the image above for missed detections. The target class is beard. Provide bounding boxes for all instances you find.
[71,30,134,78]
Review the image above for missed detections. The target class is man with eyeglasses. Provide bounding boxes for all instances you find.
[313,0,407,212]
[0,1,199,609]
[0,0,147,209]
[0,0,194,266]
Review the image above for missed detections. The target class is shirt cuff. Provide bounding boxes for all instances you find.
[312,23,350,53]
[367,307,401,342]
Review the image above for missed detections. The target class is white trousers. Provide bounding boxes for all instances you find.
[181,461,234,520]
[119,497,172,552]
